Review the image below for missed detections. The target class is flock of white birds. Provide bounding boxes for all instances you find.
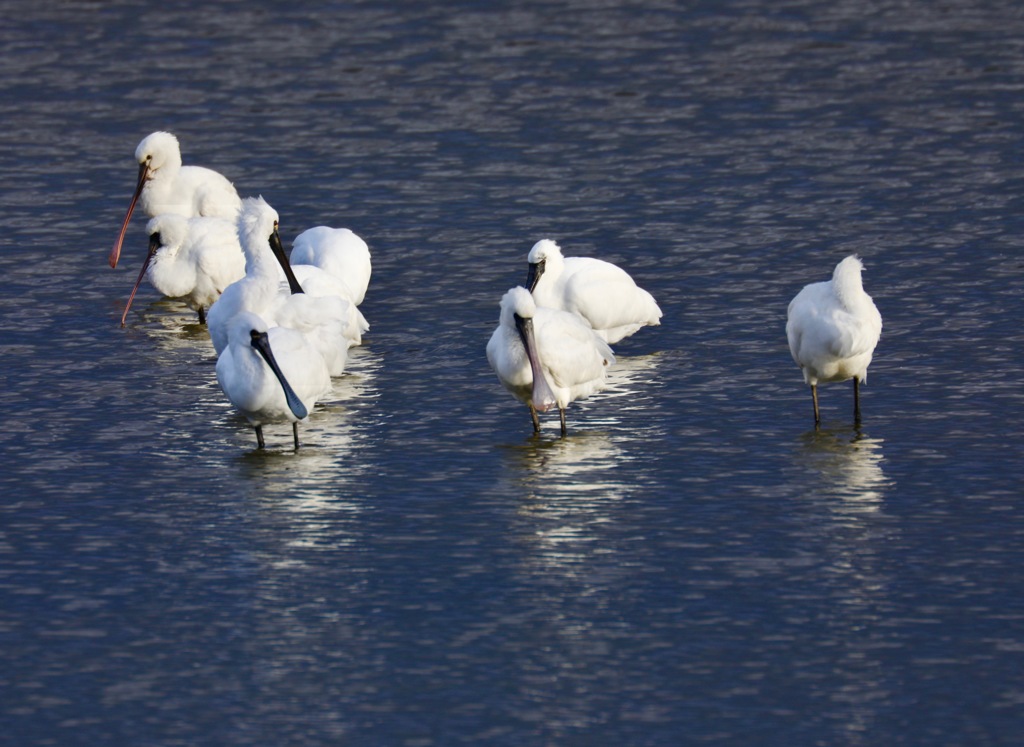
[110,132,369,449]
[109,132,882,448]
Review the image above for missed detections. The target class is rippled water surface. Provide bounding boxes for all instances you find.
[3,1,1024,744]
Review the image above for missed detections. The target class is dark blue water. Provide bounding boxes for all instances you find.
[2,1,1024,744]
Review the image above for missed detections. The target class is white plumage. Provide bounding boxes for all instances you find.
[487,286,615,435]
[215,311,332,449]
[206,197,357,377]
[526,239,662,344]
[119,214,246,327]
[207,197,293,355]
[270,289,353,377]
[291,226,372,306]
[288,266,369,350]
[786,255,883,426]
[289,226,372,347]
[110,131,241,269]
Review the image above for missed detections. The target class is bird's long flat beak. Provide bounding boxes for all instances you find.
[515,314,557,413]
[109,161,150,269]
[525,261,543,293]
[268,227,305,295]
[250,329,308,420]
[119,233,161,327]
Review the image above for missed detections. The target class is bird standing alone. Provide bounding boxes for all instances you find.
[786,255,882,426]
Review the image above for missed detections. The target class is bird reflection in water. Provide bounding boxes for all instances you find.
[240,446,366,554]
[795,426,897,739]
[214,353,376,704]
[514,431,626,498]
[137,301,217,352]
[594,351,663,416]
[505,435,634,576]
[502,351,662,571]
[497,427,648,719]
[799,426,891,513]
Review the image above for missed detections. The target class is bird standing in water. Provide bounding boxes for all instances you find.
[118,214,245,327]
[207,197,358,378]
[215,311,332,449]
[525,239,662,344]
[487,286,614,436]
[110,131,241,269]
[786,255,883,427]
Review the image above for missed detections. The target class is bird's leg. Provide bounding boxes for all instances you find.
[255,425,266,449]
[559,407,567,437]
[529,404,541,433]
[293,422,301,450]
[198,306,206,325]
[811,384,820,427]
[853,377,861,425]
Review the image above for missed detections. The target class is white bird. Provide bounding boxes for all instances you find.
[288,225,371,347]
[786,255,883,426]
[290,226,372,306]
[525,239,662,344]
[207,197,297,355]
[119,214,246,327]
[216,310,332,449]
[110,131,242,269]
[270,289,353,377]
[207,197,356,377]
[288,264,369,349]
[487,286,615,436]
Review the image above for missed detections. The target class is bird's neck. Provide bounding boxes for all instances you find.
[241,236,279,279]
[833,266,867,311]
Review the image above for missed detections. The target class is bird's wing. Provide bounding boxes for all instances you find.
[534,310,612,389]
[562,261,659,329]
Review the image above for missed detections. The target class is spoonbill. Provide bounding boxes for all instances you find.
[288,225,371,346]
[487,286,615,436]
[207,197,357,377]
[110,131,241,269]
[786,255,883,426]
[525,239,662,344]
[207,196,302,355]
[216,311,332,449]
[119,214,246,327]
[288,261,369,349]
[290,226,372,306]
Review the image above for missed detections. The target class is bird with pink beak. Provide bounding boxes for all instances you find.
[108,131,241,269]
